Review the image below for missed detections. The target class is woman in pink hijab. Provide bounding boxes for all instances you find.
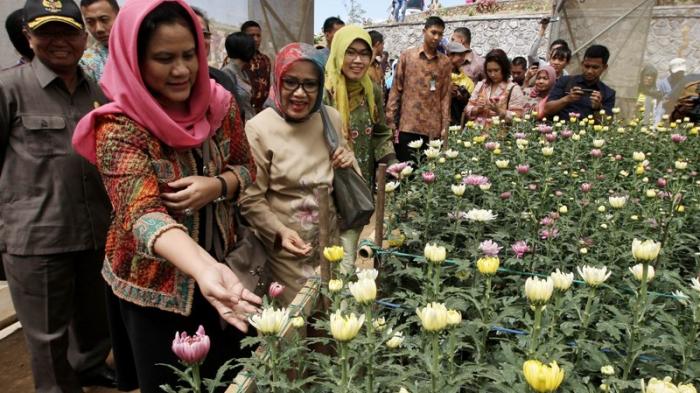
[72,0,260,391]
[523,65,557,119]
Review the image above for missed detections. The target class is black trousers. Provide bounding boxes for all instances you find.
[2,250,110,393]
[107,286,251,393]
[394,131,430,163]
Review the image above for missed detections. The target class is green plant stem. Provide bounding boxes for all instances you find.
[681,303,700,377]
[424,184,433,243]
[575,287,597,364]
[528,305,543,357]
[431,332,441,393]
[447,329,457,379]
[548,293,564,340]
[267,336,279,393]
[339,342,349,393]
[431,264,441,301]
[450,197,463,246]
[622,261,650,380]
[478,276,493,363]
[364,305,375,393]
[192,363,202,393]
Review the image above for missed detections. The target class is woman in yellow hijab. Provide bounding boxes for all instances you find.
[324,25,397,271]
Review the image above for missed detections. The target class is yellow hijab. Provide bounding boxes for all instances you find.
[324,25,377,139]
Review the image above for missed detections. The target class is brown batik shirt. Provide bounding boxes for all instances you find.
[243,51,272,114]
[386,46,452,139]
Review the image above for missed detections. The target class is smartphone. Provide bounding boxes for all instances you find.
[580,88,595,95]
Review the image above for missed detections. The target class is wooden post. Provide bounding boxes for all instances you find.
[374,164,387,268]
[317,185,331,310]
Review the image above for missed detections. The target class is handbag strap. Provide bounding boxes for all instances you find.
[320,105,339,154]
[201,139,225,261]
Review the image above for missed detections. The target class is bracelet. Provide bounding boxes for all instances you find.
[214,175,227,203]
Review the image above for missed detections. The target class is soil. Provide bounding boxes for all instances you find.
[0,328,135,393]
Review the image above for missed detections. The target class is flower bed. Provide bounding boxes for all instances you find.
[234,111,699,392]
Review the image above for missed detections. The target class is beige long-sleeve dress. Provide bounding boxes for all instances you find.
[240,106,344,306]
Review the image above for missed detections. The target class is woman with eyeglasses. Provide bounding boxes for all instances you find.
[240,43,356,307]
[323,25,397,272]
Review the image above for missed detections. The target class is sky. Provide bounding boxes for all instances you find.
[314,0,466,32]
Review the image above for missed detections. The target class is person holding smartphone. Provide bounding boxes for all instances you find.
[544,45,616,120]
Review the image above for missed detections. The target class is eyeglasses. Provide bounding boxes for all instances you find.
[281,77,319,93]
[344,48,372,61]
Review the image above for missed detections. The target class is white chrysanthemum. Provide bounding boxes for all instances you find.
[451,184,466,197]
[631,238,661,262]
[348,278,377,304]
[550,269,574,291]
[608,195,627,209]
[407,139,424,149]
[465,209,497,222]
[524,277,554,304]
[577,265,612,287]
[356,268,378,281]
[249,307,289,336]
[385,181,399,193]
[629,263,655,282]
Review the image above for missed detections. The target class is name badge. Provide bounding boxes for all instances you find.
[429,78,437,92]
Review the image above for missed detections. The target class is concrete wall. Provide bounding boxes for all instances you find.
[645,5,700,77]
[369,13,549,62]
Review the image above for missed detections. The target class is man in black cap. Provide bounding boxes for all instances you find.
[0,0,114,391]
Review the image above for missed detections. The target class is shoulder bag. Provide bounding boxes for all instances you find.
[320,106,375,231]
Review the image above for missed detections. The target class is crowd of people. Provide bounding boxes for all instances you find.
[0,1,698,392]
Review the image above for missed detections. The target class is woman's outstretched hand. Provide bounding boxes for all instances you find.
[195,263,262,332]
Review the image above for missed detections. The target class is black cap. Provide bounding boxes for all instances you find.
[24,0,83,31]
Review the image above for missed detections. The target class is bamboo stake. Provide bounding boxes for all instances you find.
[374,164,387,269]
[317,185,331,310]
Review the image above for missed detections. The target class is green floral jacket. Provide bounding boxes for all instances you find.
[324,84,397,185]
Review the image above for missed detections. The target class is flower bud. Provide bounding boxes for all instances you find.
[631,238,661,262]
[523,360,565,393]
[600,365,615,376]
[172,325,211,365]
[524,277,554,304]
[323,246,344,263]
[446,310,462,326]
[330,310,364,342]
[386,331,404,349]
[424,243,447,265]
[250,307,289,336]
[476,256,500,276]
[290,316,305,328]
[268,282,285,299]
[328,279,344,292]
[348,278,377,304]
[550,269,574,292]
[629,263,655,282]
[416,302,449,332]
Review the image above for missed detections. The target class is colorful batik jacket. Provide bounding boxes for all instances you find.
[94,101,255,315]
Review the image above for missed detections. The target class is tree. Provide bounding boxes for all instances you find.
[344,0,369,25]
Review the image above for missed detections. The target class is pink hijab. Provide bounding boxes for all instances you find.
[534,65,557,116]
[72,0,231,164]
